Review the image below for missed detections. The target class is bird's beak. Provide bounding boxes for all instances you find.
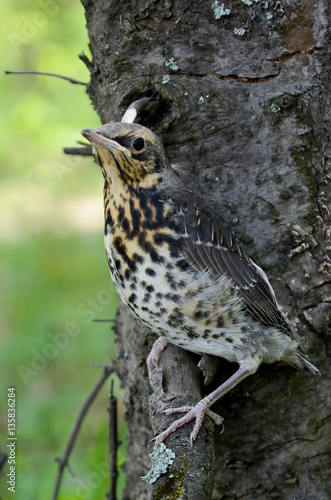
[80,129,131,157]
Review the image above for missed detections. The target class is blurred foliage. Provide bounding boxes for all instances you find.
[0,1,127,498]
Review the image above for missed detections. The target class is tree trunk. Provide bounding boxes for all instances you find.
[81,0,331,498]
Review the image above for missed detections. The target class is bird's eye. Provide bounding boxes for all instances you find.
[131,137,145,152]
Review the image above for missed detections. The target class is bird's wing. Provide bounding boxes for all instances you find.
[176,200,292,333]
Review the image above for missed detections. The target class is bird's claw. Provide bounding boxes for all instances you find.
[152,402,224,446]
[147,337,168,382]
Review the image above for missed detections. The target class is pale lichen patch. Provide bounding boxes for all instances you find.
[211,1,231,19]
[141,443,176,484]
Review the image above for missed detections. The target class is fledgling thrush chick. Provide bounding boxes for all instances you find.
[81,122,318,446]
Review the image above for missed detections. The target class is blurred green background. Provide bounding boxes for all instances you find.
[0,1,127,498]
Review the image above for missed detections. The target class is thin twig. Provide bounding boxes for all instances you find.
[5,70,87,85]
[63,146,93,156]
[0,452,7,473]
[107,380,120,500]
[51,365,114,500]
[90,363,116,369]
[92,318,116,323]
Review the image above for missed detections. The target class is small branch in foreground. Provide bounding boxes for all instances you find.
[5,70,87,85]
[51,365,114,500]
[0,451,7,473]
[107,379,120,500]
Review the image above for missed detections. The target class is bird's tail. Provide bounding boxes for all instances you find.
[297,353,320,375]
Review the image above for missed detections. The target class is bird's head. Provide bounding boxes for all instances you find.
[81,122,170,189]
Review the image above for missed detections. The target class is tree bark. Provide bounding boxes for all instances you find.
[81,0,331,498]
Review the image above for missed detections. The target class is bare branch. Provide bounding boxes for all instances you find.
[92,318,115,323]
[5,70,87,85]
[0,451,7,473]
[63,146,93,156]
[51,365,114,500]
[106,380,120,500]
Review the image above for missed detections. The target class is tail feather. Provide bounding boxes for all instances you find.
[297,353,320,375]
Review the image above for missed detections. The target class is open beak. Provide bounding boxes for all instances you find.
[80,129,131,157]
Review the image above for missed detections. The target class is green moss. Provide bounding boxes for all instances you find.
[154,456,189,500]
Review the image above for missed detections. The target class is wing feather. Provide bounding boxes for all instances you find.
[177,200,292,333]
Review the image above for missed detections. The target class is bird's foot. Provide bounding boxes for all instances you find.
[149,366,251,446]
[149,400,224,447]
[147,337,168,382]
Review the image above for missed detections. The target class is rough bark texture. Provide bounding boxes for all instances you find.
[81,0,331,498]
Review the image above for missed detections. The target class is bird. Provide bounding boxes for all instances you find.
[81,122,319,446]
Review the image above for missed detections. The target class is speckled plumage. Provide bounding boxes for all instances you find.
[81,122,318,445]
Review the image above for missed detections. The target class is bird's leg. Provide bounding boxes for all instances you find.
[146,337,168,382]
[151,365,254,446]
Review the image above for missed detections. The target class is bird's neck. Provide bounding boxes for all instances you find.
[103,179,169,237]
